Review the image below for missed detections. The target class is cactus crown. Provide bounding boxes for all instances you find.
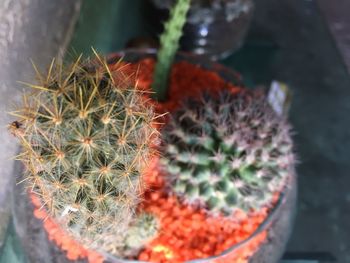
[152,0,191,101]
[9,51,159,255]
[162,90,294,216]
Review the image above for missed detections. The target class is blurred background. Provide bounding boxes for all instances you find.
[0,0,349,262]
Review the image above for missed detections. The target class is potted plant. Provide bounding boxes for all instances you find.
[9,0,296,262]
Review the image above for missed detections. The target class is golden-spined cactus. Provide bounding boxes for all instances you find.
[9,51,159,256]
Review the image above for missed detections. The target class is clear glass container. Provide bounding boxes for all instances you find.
[145,0,255,60]
[11,50,297,263]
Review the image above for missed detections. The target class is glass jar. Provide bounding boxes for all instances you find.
[11,50,297,263]
[145,0,255,60]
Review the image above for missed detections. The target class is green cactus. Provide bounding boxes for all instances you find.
[9,51,159,256]
[152,0,191,101]
[161,90,294,215]
[116,212,159,257]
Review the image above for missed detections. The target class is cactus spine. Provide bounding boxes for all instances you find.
[9,52,159,256]
[162,90,294,215]
[152,0,191,101]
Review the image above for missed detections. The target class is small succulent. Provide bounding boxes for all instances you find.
[118,213,159,257]
[9,51,159,256]
[152,0,191,101]
[161,90,294,215]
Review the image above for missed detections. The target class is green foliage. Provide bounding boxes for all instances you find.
[9,51,159,256]
[162,90,294,215]
[152,0,191,101]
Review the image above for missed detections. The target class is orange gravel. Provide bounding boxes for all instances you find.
[30,57,274,263]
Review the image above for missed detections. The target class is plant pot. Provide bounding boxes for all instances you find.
[12,49,297,263]
[145,0,255,60]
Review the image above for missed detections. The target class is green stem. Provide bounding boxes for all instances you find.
[152,0,191,102]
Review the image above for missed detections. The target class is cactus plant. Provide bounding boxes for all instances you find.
[9,51,160,256]
[161,90,294,216]
[118,212,159,256]
[152,0,191,101]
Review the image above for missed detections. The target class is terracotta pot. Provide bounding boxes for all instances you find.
[12,50,297,263]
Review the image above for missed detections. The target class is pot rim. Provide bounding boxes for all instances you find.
[107,48,244,87]
[102,191,288,263]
